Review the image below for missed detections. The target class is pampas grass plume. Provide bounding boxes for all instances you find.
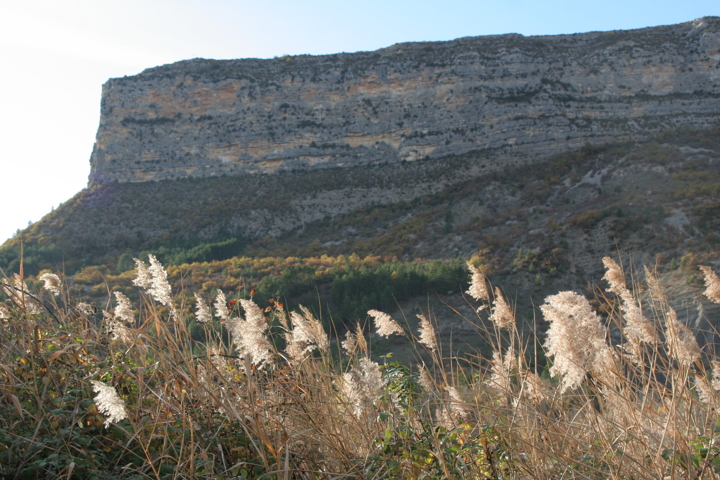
[91,380,128,428]
[368,309,404,337]
[39,273,62,296]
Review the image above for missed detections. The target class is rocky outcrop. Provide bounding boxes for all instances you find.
[89,17,720,185]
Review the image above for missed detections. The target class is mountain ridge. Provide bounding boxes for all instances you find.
[3,19,720,297]
[89,17,720,184]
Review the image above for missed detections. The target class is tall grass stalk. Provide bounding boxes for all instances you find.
[1,257,720,478]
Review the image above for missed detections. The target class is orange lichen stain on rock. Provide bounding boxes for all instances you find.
[243,139,278,159]
[132,81,241,116]
[346,75,426,98]
[278,137,314,149]
[300,86,321,102]
[209,144,243,163]
[181,144,201,155]
[399,144,437,161]
[344,132,402,149]
[255,159,284,173]
[296,155,336,166]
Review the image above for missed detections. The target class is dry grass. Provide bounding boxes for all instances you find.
[2,256,720,479]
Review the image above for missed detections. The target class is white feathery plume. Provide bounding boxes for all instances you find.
[194,293,212,324]
[341,371,365,417]
[664,306,700,368]
[712,361,720,392]
[0,303,9,320]
[444,386,468,419]
[76,302,94,317]
[488,288,514,330]
[132,258,152,290]
[602,257,658,347]
[341,329,357,356]
[132,255,174,308]
[341,357,385,417]
[0,277,12,300]
[354,323,368,354]
[700,266,720,304]
[214,289,228,322]
[359,357,385,393]
[541,291,611,393]
[284,337,305,363]
[224,299,274,369]
[91,380,128,427]
[642,266,697,369]
[1,274,27,300]
[342,323,368,356]
[417,314,438,351]
[368,309,404,337]
[104,310,133,344]
[39,273,62,296]
[644,265,665,304]
[2,274,41,314]
[490,349,512,394]
[147,255,173,306]
[522,372,550,403]
[466,261,489,302]
[113,292,134,325]
[602,256,626,296]
[287,305,329,360]
[694,374,719,408]
[418,363,434,392]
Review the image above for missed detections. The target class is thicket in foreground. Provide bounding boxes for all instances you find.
[2,256,720,478]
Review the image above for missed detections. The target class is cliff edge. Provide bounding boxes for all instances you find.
[89,17,720,185]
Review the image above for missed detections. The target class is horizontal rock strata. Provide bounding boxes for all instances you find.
[89,17,720,185]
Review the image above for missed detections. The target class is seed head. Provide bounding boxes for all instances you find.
[91,380,128,428]
[490,349,512,394]
[700,266,720,304]
[466,261,489,302]
[541,291,610,393]
[664,307,700,368]
[368,309,404,337]
[418,364,434,392]
[147,255,172,306]
[711,361,720,392]
[104,310,133,344]
[417,313,438,351]
[214,289,228,322]
[224,299,274,369]
[113,292,134,325]
[603,258,658,347]
[444,386,468,419]
[132,258,152,290]
[132,256,173,307]
[341,358,385,417]
[194,293,211,324]
[694,374,718,408]
[287,305,329,360]
[489,288,514,329]
[76,302,94,317]
[602,257,626,295]
[39,273,62,296]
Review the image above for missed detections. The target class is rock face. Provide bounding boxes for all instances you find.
[89,17,720,185]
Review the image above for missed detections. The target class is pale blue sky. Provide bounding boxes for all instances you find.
[0,0,717,243]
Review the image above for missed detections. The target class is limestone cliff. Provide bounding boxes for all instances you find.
[89,17,720,185]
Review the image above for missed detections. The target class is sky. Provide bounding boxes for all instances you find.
[0,0,718,244]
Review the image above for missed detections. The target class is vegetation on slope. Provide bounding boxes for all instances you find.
[1,125,719,325]
[68,254,469,330]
